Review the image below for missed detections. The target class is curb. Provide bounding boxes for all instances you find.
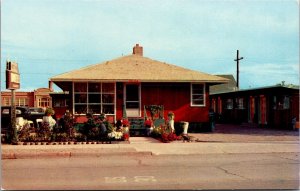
[2,151,153,159]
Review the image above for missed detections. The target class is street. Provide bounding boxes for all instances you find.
[2,152,299,190]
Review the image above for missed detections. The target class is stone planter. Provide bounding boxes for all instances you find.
[182,121,189,135]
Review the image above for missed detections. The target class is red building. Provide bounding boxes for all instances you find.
[1,88,53,109]
[210,85,299,130]
[50,44,228,131]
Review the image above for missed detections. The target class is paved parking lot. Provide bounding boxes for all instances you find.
[189,124,299,143]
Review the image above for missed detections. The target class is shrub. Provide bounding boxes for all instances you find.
[45,108,55,116]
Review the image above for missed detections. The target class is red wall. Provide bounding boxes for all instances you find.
[138,83,209,123]
[1,91,35,106]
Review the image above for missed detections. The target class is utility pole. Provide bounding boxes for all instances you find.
[234,50,243,89]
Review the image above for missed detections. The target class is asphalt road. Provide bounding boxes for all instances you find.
[2,152,299,190]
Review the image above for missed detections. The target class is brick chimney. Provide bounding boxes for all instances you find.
[132,44,143,56]
[49,81,54,92]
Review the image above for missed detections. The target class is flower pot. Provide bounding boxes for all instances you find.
[182,121,189,135]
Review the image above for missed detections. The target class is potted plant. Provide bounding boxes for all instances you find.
[45,107,55,116]
[122,119,130,141]
[167,111,175,133]
[43,108,56,132]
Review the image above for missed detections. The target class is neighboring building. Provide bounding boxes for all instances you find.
[210,85,299,129]
[1,88,53,109]
[50,91,70,119]
[50,44,228,131]
[209,74,237,94]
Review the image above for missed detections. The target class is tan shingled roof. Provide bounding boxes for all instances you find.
[50,54,228,83]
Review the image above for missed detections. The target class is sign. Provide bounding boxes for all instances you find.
[6,61,20,90]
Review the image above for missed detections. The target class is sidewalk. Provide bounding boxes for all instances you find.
[2,124,299,159]
[2,137,299,159]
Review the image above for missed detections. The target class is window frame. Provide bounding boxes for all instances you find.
[190,83,206,107]
[73,82,116,116]
[226,98,233,110]
[236,97,245,109]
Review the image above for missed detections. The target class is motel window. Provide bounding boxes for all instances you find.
[74,82,115,115]
[191,84,205,106]
[272,95,290,110]
[236,98,244,109]
[283,96,290,109]
[226,99,233,109]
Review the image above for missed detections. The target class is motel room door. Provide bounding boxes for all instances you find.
[125,84,141,117]
[249,96,259,123]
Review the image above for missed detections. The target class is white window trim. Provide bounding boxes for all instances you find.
[190,83,206,107]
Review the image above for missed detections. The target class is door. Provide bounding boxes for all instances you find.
[125,84,140,117]
[259,95,267,125]
[249,96,255,123]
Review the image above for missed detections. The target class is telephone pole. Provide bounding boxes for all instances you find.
[234,50,243,89]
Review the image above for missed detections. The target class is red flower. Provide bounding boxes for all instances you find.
[144,120,152,127]
[122,119,130,126]
[161,133,169,142]
[123,133,129,140]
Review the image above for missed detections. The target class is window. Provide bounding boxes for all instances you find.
[226,99,233,109]
[2,109,9,114]
[2,97,11,106]
[283,96,290,109]
[125,84,139,109]
[2,109,21,114]
[236,98,244,109]
[191,84,205,106]
[53,98,69,107]
[74,82,115,115]
[38,97,50,108]
[2,97,28,106]
[16,98,28,106]
[272,95,290,110]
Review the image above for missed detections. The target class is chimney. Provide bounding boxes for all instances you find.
[132,44,143,56]
[49,81,53,92]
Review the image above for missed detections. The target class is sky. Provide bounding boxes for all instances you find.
[1,0,299,92]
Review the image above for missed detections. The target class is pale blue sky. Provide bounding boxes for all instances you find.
[1,0,299,91]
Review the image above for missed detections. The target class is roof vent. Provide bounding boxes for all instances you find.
[132,44,143,56]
